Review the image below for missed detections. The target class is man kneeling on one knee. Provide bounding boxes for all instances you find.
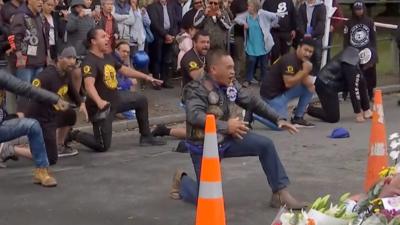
[169,49,307,210]
[249,38,316,129]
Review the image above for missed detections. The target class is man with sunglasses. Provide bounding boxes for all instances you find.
[21,47,86,165]
[194,0,232,50]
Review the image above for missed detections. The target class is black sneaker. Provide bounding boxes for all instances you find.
[173,141,188,153]
[140,135,166,146]
[58,145,79,158]
[151,124,171,137]
[291,117,315,128]
[65,130,80,145]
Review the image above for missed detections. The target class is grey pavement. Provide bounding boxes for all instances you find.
[1,93,400,225]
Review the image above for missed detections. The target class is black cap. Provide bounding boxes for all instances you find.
[353,0,364,10]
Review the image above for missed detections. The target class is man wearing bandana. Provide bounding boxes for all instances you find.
[168,49,307,210]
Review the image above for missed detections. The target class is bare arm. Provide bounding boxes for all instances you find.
[118,65,163,86]
[118,65,151,81]
[84,77,106,108]
[283,70,309,88]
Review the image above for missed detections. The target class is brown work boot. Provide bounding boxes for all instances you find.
[270,188,307,210]
[169,169,186,200]
[33,168,57,187]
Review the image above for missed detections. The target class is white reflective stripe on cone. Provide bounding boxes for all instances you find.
[203,133,219,158]
[198,181,223,199]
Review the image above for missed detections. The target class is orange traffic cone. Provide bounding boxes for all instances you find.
[364,89,389,192]
[195,114,226,225]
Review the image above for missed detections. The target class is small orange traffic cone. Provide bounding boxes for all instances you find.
[195,114,226,225]
[364,89,389,192]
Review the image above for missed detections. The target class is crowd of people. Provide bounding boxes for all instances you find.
[0,0,396,211]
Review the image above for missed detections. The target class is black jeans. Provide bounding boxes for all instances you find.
[180,132,290,204]
[362,65,377,100]
[74,91,151,152]
[270,30,292,64]
[38,108,77,165]
[308,64,370,123]
[149,39,173,83]
[311,39,323,76]
[307,79,341,123]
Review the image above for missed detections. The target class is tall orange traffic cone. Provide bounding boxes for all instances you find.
[195,114,226,225]
[364,89,389,192]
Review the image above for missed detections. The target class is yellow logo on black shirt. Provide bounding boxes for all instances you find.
[286,65,294,74]
[103,64,118,89]
[83,65,92,76]
[32,79,41,87]
[57,85,68,98]
[189,61,199,71]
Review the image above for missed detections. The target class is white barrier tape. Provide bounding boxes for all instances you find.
[331,16,399,29]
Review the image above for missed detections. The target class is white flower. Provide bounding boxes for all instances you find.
[389,132,400,140]
[390,150,400,160]
[390,140,400,150]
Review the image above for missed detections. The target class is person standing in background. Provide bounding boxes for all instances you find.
[296,0,326,76]
[343,0,377,101]
[194,0,232,51]
[326,0,343,60]
[183,0,204,26]
[147,0,180,89]
[262,0,297,64]
[66,0,96,57]
[11,0,49,83]
[230,0,247,81]
[0,0,24,114]
[42,0,61,63]
[176,15,197,77]
[97,0,119,53]
[234,0,280,87]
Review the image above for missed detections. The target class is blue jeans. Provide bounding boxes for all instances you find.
[245,54,268,82]
[255,84,313,130]
[180,132,289,204]
[0,118,49,167]
[15,67,43,83]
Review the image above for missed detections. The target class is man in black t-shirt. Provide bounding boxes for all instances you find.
[262,0,297,64]
[23,47,84,165]
[71,28,166,152]
[180,30,210,88]
[151,31,210,141]
[256,38,316,128]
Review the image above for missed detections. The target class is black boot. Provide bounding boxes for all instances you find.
[140,135,166,146]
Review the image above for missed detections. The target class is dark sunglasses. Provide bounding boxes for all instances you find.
[194,1,202,4]
[209,1,218,5]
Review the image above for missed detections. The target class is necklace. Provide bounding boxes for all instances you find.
[193,49,205,65]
